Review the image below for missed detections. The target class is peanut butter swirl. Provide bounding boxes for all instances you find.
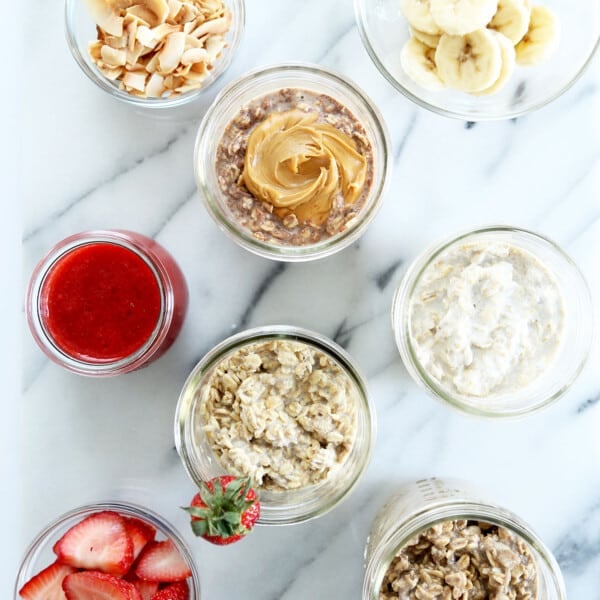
[241,109,367,226]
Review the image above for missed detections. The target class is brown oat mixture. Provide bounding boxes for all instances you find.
[215,88,374,246]
[195,340,357,491]
[380,520,538,600]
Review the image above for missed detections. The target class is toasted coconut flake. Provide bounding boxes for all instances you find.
[84,0,125,36]
[99,65,124,80]
[158,31,186,73]
[205,34,225,59]
[101,44,127,66]
[181,47,209,64]
[145,52,160,73]
[146,72,166,96]
[167,0,183,19]
[190,11,230,37]
[123,69,147,91]
[126,41,146,65]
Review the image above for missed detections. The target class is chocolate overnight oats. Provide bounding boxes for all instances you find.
[215,88,375,246]
[194,339,358,491]
[380,520,539,600]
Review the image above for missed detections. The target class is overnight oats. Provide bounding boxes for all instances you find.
[194,64,390,260]
[392,226,593,417]
[175,326,375,524]
[363,479,566,600]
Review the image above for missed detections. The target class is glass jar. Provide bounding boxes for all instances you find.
[193,63,391,261]
[27,230,188,376]
[363,478,566,599]
[64,0,245,115]
[392,225,593,417]
[14,501,201,599]
[175,325,376,525]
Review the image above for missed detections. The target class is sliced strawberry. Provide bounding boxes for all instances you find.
[62,571,140,600]
[125,577,160,600]
[18,561,76,600]
[151,581,189,600]
[125,517,157,560]
[53,510,134,576]
[134,540,192,582]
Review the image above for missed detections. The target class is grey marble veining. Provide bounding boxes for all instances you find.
[14,0,600,597]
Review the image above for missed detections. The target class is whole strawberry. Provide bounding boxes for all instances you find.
[183,476,260,545]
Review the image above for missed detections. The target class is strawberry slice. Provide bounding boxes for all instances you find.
[125,517,157,560]
[151,581,189,600]
[18,561,76,600]
[134,540,192,582]
[62,571,141,600]
[53,511,133,576]
[125,577,160,600]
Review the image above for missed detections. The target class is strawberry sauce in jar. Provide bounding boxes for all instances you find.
[27,230,188,376]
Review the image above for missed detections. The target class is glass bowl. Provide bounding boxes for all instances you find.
[174,325,376,525]
[363,478,566,599]
[392,225,593,417]
[193,63,391,261]
[14,501,201,599]
[355,0,600,120]
[65,0,245,111]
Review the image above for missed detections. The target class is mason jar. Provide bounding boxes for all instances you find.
[364,478,566,599]
[27,230,188,376]
[175,325,376,525]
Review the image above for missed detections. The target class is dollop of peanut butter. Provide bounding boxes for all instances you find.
[241,110,367,226]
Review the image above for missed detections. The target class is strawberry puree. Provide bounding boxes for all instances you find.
[40,242,162,361]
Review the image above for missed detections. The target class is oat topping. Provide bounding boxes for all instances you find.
[214,88,374,246]
[380,520,539,600]
[195,340,357,491]
[86,0,231,97]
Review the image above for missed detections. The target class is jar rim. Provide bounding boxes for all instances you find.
[14,500,201,599]
[174,324,377,525]
[363,497,567,600]
[26,230,172,376]
[193,62,391,262]
[391,224,594,418]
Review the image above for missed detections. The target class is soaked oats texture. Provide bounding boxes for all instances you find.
[196,340,358,491]
[380,520,538,600]
[215,88,374,246]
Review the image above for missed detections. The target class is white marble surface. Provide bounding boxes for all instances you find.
[11,0,600,597]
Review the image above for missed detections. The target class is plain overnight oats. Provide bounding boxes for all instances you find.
[214,88,375,246]
[193,339,358,491]
[409,241,565,398]
[380,520,539,600]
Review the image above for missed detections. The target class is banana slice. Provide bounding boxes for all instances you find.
[400,0,441,36]
[515,5,559,65]
[410,26,441,48]
[488,0,530,44]
[401,37,445,90]
[475,32,516,94]
[435,29,502,92]
[430,0,499,35]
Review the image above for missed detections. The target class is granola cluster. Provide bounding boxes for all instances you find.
[195,340,357,491]
[380,520,538,600]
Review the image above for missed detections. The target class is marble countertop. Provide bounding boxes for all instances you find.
[9,0,600,597]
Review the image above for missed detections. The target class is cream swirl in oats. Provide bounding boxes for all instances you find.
[215,88,374,246]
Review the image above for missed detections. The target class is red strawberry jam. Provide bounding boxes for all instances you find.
[28,230,188,375]
[40,242,162,361]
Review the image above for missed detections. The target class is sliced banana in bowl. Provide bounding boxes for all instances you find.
[515,5,560,65]
[488,0,531,44]
[474,31,516,95]
[401,37,445,90]
[430,0,499,35]
[435,29,502,92]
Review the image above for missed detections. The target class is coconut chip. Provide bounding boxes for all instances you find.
[86,0,231,98]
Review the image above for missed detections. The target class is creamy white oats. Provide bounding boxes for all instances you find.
[409,242,565,397]
[380,520,539,600]
[195,339,357,491]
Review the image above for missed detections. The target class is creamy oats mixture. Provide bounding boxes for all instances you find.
[195,340,357,491]
[215,88,374,246]
[380,520,539,600]
[409,242,565,397]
